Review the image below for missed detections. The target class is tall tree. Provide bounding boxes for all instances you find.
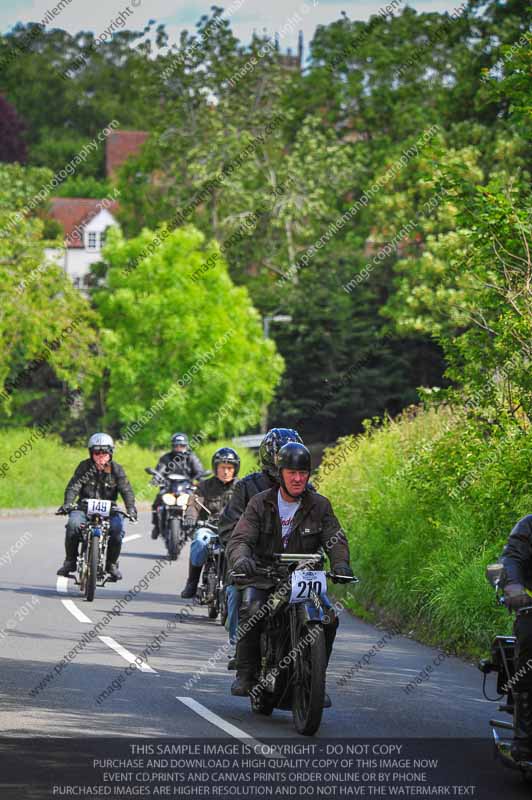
[94,225,283,445]
[0,95,26,163]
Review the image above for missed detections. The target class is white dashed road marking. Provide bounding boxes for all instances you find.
[99,635,157,673]
[176,697,255,740]
[61,599,92,624]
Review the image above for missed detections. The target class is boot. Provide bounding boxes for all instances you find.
[106,562,122,581]
[181,564,202,598]
[57,536,78,576]
[57,559,76,577]
[106,540,122,581]
[151,510,159,539]
[511,692,532,762]
[231,671,254,696]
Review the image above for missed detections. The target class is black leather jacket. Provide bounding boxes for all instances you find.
[218,471,277,546]
[501,514,532,590]
[155,450,204,481]
[64,459,136,513]
[193,476,235,525]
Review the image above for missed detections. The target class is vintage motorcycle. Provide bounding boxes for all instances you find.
[233,552,358,736]
[56,500,133,602]
[146,467,195,560]
[478,562,532,781]
[195,520,228,622]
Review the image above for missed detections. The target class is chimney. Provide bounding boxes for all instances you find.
[298,30,303,67]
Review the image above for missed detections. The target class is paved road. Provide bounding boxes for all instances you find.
[0,512,529,797]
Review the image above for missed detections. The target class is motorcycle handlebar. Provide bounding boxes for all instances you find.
[54,504,135,521]
[230,565,359,583]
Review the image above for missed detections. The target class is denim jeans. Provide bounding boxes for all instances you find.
[190,527,217,567]
[226,584,241,646]
[65,510,124,562]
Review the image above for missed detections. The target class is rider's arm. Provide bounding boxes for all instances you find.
[64,460,89,506]
[218,478,247,546]
[501,515,532,587]
[155,453,169,474]
[226,493,261,568]
[189,452,205,481]
[190,482,208,521]
[114,464,136,515]
[319,498,351,569]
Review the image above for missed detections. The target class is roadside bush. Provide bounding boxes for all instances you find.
[317,407,522,656]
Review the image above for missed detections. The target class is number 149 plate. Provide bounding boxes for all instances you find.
[86,498,112,517]
[290,570,327,603]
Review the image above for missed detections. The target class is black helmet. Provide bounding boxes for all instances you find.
[276,441,311,473]
[171,432,189,449]
[259,427,303,479]
[276,442,311,498]
[212,447,240,477]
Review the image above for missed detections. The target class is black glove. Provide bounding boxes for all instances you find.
[56,504,72,515]
[504,583,532,611]
[331,561,354,584]
[233,556,256,577]
[127,507,138,522]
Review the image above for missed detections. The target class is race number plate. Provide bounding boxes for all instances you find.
[86,498,112,517]
[290,570,327,603]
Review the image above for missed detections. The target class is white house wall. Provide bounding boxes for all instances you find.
[44,246,108,288]
[44,210,119,288]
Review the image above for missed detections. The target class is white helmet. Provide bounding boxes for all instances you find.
[88,432,114,456]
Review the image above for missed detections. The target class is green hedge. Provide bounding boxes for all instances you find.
[0,429,256,509]
[316,407,530,657]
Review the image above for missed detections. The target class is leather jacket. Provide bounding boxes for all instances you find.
[192,476,236,525]
[64,459,136,513]
[155,450,204,481]
[501,514,532,590]
[217,471,277,546]
[226,485,350,589]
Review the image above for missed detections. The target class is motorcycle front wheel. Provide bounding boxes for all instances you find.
[292,625,326,736]
[85,538,98,602]
[219,589,228,627]
[167,517,179,561]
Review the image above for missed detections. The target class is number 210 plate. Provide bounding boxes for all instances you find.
[290,570,327,603]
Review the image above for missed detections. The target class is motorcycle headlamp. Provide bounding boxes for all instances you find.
[162,493,177,506]
[176,494,189,508]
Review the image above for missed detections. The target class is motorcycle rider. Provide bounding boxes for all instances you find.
[218,428,305,663]
[180,447,240,599]
[227,441,354,697]
[56,433,137,581]
[500,514,532,761]
[151,433,204,539]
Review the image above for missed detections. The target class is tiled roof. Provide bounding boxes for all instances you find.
[48,198,119,248]
[106,130,149,179]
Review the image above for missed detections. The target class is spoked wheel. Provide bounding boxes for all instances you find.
[167,518,179,561]
[85,539,98,602]
[79,563,87,595]
[206,572,218,618]
[292,626,326,736]
[219,590,228,627]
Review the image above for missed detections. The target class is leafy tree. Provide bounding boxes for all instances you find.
[94,225,283,445]
[0,95,27,163]
[0,23,164,175]
[0,164,100,428]
[54,175,113,198]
